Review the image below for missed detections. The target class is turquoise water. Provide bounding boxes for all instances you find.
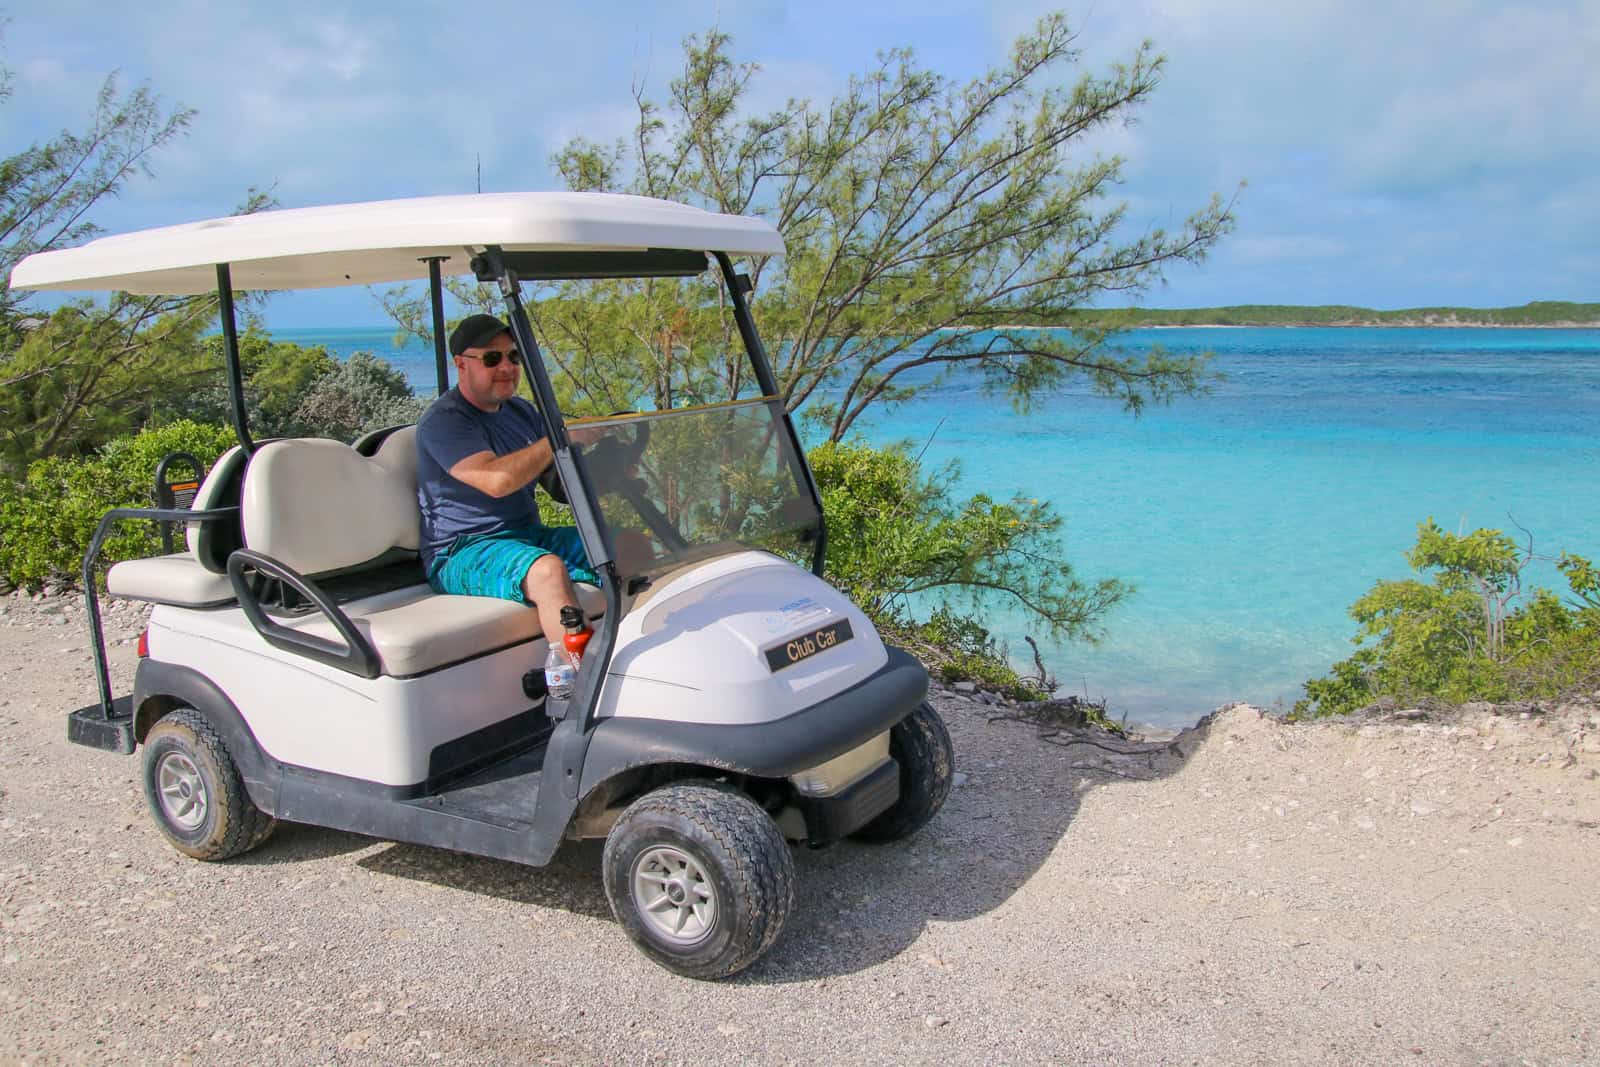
[274,325,1600,726]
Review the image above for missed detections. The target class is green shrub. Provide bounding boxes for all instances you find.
[808,440,1128,639]
[289,352,426,440]
[171,333,422,440]
[809,440,1127,697]
[1295,519,1600,717]
[537,437,1123,699]
[0,420,236,588]
[877,607,1050,702]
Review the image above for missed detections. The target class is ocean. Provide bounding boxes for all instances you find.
[272,324,1600,727]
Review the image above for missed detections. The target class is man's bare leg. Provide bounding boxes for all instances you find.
[522,553,582,643]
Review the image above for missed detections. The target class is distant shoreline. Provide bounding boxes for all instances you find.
[1135,321,1600,329]
[942,321,1600,332]
[941,301,1600,332]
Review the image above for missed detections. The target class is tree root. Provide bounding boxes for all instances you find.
[988,695,1185,765]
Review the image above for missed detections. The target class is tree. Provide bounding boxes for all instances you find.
[540,13,1235,437]
[1297,520,1600,717]
[0,70,193,323]
[0,44,234,468]
[382,15,1233,650]
[288,352,426,440]
[809,440,1128,639]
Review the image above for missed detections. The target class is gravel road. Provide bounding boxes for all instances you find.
[2,590,1598,1065]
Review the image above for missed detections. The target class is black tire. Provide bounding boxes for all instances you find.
[853,701,954,843]
[602,782,794,980]
[141,708,276,861]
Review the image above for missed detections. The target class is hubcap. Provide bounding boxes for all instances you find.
[632,846,717,945]
[156,752,208,831]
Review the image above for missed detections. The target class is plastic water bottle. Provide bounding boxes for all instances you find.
[544,642,576,718]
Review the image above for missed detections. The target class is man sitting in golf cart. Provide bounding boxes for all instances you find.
[416,314,599,642]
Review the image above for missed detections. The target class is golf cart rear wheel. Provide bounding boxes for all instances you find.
[142,708,276,861]
[853,701,953,843]
[602,782,794,980]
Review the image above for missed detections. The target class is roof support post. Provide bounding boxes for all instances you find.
[422,256,450,396]
[214,263,255,455]
[480,249,621,766]
[713,252,827,577]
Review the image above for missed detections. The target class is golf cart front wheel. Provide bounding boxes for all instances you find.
[853,701,953,843]
[142,708,276,861]
[602,782,794,980]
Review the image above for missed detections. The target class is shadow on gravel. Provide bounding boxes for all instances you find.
[227,703,1197,981]
[234,821,378,864]
[739,704,1196,984]
[356,839,613,921]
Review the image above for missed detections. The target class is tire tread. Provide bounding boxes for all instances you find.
[604,782,794,979]
[145,708,276,861]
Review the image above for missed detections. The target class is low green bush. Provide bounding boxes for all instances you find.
[1295,520,1600,717]
[172,333,424,440]
[1,411,1124,710]
[808,440,1128,640]
[0,420,236,588]
[877,608,1050,702]
[536,437,1123,699]
[809,440,1127,700]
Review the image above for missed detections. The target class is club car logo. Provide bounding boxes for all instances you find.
[763,619,854,672]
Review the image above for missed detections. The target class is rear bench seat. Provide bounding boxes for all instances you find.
[111,428,601,678]
[105,444,251,608]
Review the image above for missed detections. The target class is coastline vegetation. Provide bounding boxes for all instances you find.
[8,17,1223,711]
[1056,301,1600,329]
[1295,521,1600,718]
[33,20,1593,719]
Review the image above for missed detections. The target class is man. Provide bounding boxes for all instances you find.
[416,313,599,642]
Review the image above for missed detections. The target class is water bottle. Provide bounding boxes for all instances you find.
[544,641,575,719]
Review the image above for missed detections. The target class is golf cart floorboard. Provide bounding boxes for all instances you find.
[405,741,547,832]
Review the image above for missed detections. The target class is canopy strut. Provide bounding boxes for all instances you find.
[214,263,255,455]
[422,256,450,396]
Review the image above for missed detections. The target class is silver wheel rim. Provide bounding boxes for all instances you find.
[632,845,717,945]
[156,752,208,831]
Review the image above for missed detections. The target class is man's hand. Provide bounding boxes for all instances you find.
[569,424,606,447]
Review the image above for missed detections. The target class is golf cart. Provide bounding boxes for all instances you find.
[10,192,953,979]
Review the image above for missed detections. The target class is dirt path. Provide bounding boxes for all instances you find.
[2,591,1597,1065]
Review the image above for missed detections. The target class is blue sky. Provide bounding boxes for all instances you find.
[6,0,1597,327]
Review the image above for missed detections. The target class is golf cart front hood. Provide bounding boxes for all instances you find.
[598,551,889,726]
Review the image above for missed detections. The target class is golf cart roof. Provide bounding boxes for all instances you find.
[8,191,785,296]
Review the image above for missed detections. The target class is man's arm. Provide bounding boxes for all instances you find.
[447,425,606,499]
[448,439,556,499]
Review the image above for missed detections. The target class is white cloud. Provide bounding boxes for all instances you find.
[4,0,1595,317]
[1231,234,1350,265]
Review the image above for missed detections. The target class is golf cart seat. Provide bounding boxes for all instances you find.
[235,431,601,678]
[103,444,254,608]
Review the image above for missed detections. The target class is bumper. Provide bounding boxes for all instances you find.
[578,645,929,797]
[67,696,136,754]
[796,757,900,845]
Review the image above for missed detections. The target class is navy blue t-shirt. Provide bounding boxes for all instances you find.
[416,388,548,569]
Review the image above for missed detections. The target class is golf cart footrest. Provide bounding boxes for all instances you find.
[798,757,900,846]
[68,696,135,754]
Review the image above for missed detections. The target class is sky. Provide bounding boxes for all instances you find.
[5,0,1597,328]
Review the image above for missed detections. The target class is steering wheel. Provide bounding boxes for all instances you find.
[580,413,651,486]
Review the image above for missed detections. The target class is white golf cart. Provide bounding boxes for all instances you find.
[10,192,953,979]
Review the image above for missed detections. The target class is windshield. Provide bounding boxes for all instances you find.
[571,398,820,579]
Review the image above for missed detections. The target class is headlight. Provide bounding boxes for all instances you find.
[788,731,891,797]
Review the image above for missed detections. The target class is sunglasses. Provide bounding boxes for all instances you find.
[462,348,523,369]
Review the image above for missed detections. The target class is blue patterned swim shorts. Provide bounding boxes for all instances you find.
[427,524,598,603]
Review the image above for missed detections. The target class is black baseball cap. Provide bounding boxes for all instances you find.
[448,314,512,356]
